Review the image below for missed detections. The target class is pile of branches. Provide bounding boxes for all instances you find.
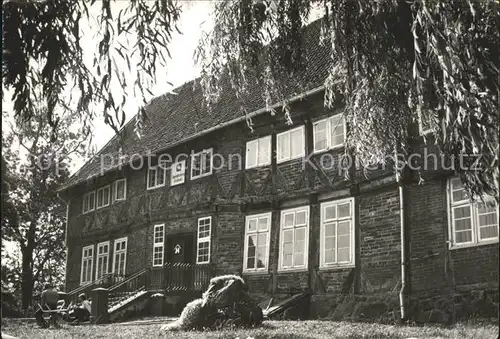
[160,275,263,332]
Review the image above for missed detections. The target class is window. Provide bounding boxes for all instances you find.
[113,237,127,277]
[418,111,433,135]
[448,178,498,248]
[277,126,305,163]
[82,191,95,214]
[114,179,127,201]
[80,245,94,285]
[320,198,355,268]
[245,136,271,169]
[313,114,345,152]
[171,160,186,186]
[279,206,309,271]
[191,149,213,179]
[196,217,211,264]
[243,213,271,273]
[96,185,111,209]
[153,224,165,267]
[147,166,166,190]
[95,241,110,280]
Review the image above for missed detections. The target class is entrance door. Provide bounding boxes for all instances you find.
[166,233,195,264]
[166,233,195,290]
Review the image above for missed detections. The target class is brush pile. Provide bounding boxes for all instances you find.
[160,275,263,332]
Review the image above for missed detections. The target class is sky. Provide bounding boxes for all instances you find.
[3,1,325,175]
[85,1,324,170]
[85,1,215,171]
[1,1,216,175]
[0,1,215,256]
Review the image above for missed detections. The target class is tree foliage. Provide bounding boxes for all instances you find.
[2,0,498,201]
[2,0,181,137]
[1,109,88,310]
[196,0,499,201]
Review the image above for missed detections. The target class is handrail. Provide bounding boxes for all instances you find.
[67,272,115,297]
[109,268,148,293]
[148,262,214,292]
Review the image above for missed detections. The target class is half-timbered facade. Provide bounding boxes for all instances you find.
[58,18,499,322]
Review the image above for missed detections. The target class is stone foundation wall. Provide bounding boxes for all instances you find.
[255,283,499,324]
[410,285,499,324]
[310,293,401,323]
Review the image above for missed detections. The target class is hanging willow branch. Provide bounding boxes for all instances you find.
[196,0,499,201]
[2,0,181,138]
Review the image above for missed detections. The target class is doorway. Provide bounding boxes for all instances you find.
[165,233,196,290]
[166,233,195,264]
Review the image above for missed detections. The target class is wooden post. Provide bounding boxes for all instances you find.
[91,288,109,324]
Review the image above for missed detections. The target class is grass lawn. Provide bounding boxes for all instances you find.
[2,319,498,339]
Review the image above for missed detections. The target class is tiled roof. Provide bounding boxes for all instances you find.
[60,17,332,191]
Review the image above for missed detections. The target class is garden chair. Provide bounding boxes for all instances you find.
[34,302,70,328]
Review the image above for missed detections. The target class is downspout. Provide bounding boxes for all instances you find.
[396,170,409,322]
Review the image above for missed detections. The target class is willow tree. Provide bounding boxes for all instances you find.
[2,0,181,137]
[3,0,498,200]
[196,0,499,201]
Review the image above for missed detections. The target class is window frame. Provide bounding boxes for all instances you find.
[196,216,212,264]
[152,224,165,267]
[277,126,305,164]
[447,178,499,249]
[278,205,310,272]
[80,245,94,285]
[243,212,272,273]
[171,159,186,186]
[313,113,346,153]
[95,241,110,280]
[245,136,271,169]
[319,197,356,269]
[418,111,433,135]
[191,148,213,180]
[82,191,95,214]
[114,179,127,202]
[113,237,128,276]
[96,185,111,209]
[147,166,167,190]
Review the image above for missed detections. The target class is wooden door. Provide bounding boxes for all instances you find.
[166,233,195,263]
[166,233,195,290]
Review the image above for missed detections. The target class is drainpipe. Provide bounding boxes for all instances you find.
[396,170,409,322]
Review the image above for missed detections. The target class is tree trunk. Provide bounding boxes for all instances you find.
[21,223,36,311]
[21,246,35,311]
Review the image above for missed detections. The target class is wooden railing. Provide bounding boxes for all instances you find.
[67,273,117,304]
[66,263,214,307]
[108,268,148,300]
[148,263,213,292]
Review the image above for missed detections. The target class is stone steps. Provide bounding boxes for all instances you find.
[108,291,140,308]
[108,289,148,314]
